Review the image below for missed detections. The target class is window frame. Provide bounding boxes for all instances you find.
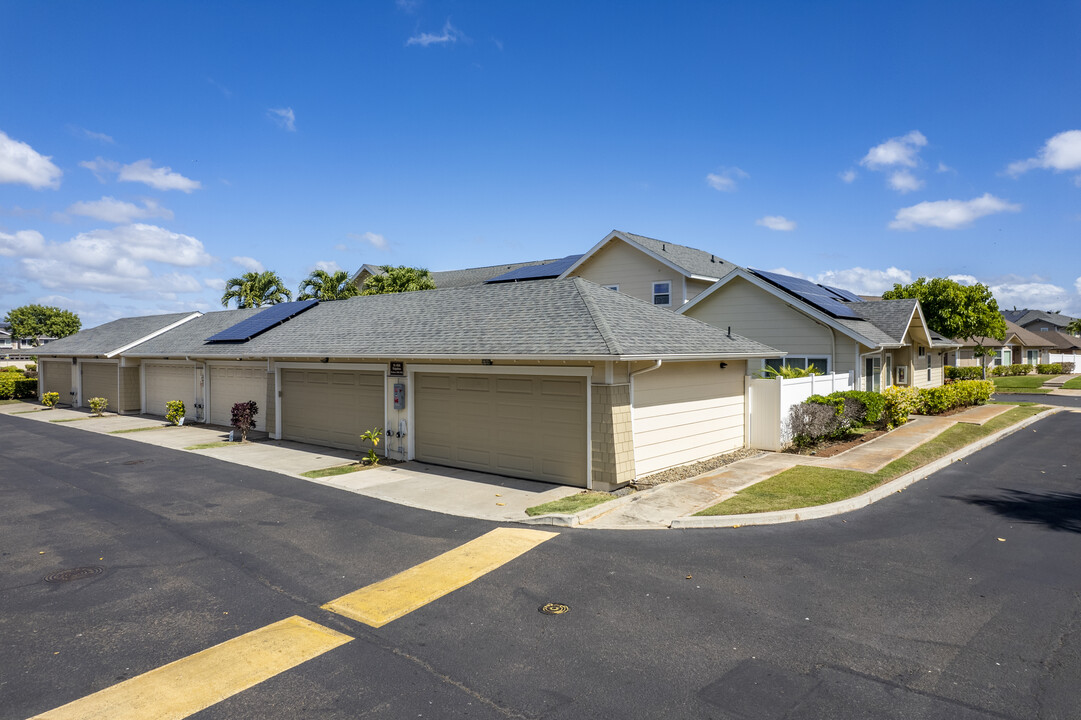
[652,280,672,307]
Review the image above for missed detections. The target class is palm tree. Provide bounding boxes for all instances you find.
[221,271,293,309]
[1066,317,1081,337]
[297,269,361,301]
[360,265,436,295]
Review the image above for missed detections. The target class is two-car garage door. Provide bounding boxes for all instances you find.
[414,373,588,487]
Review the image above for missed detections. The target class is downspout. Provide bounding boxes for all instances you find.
[808,318,836,374]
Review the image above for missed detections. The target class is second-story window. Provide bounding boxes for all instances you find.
[653,281,671,306]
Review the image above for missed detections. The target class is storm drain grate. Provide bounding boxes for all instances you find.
[44,566,105,583]
[539,602,570,615]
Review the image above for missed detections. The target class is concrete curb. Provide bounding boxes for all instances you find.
[669,406,1062,529]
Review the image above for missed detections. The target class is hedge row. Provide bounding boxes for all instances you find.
[0,375,37,399]
[945,365,984,381]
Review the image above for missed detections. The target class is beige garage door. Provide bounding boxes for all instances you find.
[281,368,383,451]
[42,360,71,400]
[209,365,268,431]
[414,373,587,487]
[81,362,118,412]
[632,361,745,478]
[145,364,196,419]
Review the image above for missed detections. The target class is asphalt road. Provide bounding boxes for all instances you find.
[2,409,1079,719]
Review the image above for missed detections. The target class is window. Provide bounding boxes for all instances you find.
[885,354,893,388]
[763,357,830,374]
[603,284,619,291]
[652,281,671,306]
[864,356,881,392]
[1027,349,1039,364]
[918,346,926,357]
[1040,328,1049,332]
[927,351,932,382]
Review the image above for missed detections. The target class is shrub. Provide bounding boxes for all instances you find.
[165,400,185,426]
[834,390,887,426]
[758,363,823,379]
[0,366,21,373]
[230,400,258,442]
[945,365,984,381]
[88,397,108,416]
[1035,363,1064,375]
[42,391,59,408]
[0,375,37,399]
[1062,362,1075,373]
[786,402,841,447]
[916,379,994,415]
[991,363,1031,377]
[359,427,382,465]
[25,363,36,373]
[882,385,920,428]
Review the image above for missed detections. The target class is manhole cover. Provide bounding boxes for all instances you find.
[539,602,570,615]
[44,566,105,583]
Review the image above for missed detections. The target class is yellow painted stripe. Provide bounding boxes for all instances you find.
[31,616,352,720]
[322,527,557,627]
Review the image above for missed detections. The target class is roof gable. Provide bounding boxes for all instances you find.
[559,230,731,282]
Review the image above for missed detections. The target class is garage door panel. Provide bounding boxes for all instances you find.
[145,364,196,418]
[415,372,586,487]
[210,365,268,431]
[42,361,70,398]
[82,363,118,412]
[280,368,383,452]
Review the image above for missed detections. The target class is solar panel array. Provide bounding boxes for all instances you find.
[821,284,863,303]
[206,299,319,342]
[750,269,862,320]
[486,254,585,283]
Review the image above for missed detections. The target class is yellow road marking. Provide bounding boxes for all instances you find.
[31,616,352,720]
[322,527,557,627]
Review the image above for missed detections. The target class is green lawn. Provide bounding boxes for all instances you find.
[184,441,239,450]
[109,425,170,434]
[992,376,1052,393]
[301,462,372,478]
[526,491,615,517]
[1062,377,1081,389]
[695,405,1047,516]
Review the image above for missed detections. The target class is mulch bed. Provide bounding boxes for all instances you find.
[786,429,888,458]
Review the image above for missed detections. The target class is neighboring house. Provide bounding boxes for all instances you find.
[0,322,55,352]
[948,319,1054,369]
[34,279,778,490]
[1002,309,1080,336]
[558,230,733,309]
[350,257,580,291]
[679,267,958,391]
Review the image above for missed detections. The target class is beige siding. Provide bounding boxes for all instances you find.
[571,239,711,309]
[632,360,745,478]
[145,363,196,418]
[81,362,118,412]
[265,371,276,437]
[685,277,835,367]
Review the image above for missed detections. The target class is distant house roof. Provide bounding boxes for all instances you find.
[29,312,201,358]
[1042,330,1081,351]
[1002,309,1079,329]
[559,230,732,282]
[954,319,1056,350]
[111,278,778,361]
[486,255,584,283]
[349,260,564,291]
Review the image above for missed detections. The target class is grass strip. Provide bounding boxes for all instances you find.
[12,408,51,414]
[49,417,90,423]
[695,405,1047,516]
[992,376,1050,390]
[301,463,371,478]
[1062,377,1081,389]
[109,425,170,434]
[992,388,1052,394]
[185,441,238,450]
[526,491,615,517]
[0,399,33,406]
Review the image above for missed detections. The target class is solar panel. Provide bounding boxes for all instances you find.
[206,300,318,342]
[821,284,863,303]
[750,269,862,320]
[486,255,584,283]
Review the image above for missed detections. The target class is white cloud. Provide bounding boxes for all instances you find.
[947,274,979,286]
[204,277,226,291]
[755,215,796,231]
[889,169,923,193]
[81,128,115,144]
[118,159,201,192]
[1076,276,1081,296]
[839,169,857,183]
[66,196,173,223]
[16,224,211,295]
[268,107,296,132]
[705,167,748,192]
[990,280,1072,312]
[768,266,913,296]
[0,230,46,257]
[889,193,1021,230]
[231,256,265,272]
[347,231,389,250]
[80,156,120,182]
[936,162,955,174]
[407,20,466,47]
[1006,130,1081,180]
[0,130,62,189]
[396,0,421,12]
[860,130,927,169]
[314,260,343,273]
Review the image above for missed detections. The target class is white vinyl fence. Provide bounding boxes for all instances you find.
[746,372,854,451]
[1049,352,1077,366]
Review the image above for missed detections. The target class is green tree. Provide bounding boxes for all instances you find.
[1066,317,1081,336]
[4,304,81,345]
[882,277,1007,378]
[221,271,293,309]
[297,269,361,301]
[360,265,436,295]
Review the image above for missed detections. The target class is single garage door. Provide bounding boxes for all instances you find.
[209,365,268,431]
[145,363,196,419]
[414,373,587,487]
[632,361,745,478]
[81,362,118,412]
[281,368,383,451]
[42,360,71,400]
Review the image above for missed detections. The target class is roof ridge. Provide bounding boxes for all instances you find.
[572,278,623,356]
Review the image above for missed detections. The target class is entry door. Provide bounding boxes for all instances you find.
[864,357,881,392]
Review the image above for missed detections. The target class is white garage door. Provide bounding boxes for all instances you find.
[42,360,71,399]
[145,364,196,419]
[82,362,118,412]
[632,361,745,478]
[414,373,587,487]
[281,368,384,451]
[209,364,268,431]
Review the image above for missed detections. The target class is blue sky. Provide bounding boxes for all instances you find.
[2,1,1079,327]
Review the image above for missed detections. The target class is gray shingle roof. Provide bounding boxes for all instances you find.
[29,312,197,356]
[845,299,918,345]
[120,278,777,360]
[1008,309,1079,329]
[615,231,732,279]
[430,259,561,288]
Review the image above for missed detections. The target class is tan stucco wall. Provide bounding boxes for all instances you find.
[569,238,716,308]
[591,383,635,491]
